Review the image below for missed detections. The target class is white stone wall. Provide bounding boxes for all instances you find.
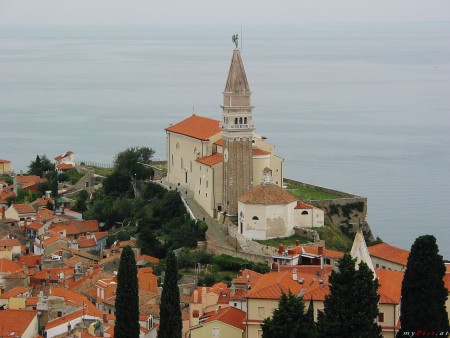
[294,207,324,228]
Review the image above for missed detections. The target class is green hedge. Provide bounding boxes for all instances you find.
[212,254,270,274]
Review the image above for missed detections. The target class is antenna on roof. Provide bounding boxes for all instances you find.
[241,27,243,52]
[232,34,239,49]
[192,106,196,116]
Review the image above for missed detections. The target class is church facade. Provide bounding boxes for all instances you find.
[165,48,284,219]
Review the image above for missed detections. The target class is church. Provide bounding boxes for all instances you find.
[165,46,323,239]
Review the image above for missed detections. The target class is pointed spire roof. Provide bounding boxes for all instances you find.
[224,49,250,93]
[350,229,376,278]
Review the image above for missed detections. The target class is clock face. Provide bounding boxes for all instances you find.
[224,149,229,162]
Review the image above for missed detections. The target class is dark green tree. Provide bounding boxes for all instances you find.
[304,297,317,338]
[51,178,58,198]
[102,171,132,197]
[159,251,182,338]
[28,154,55,176]
[114,146,155,180]
[396,235,449,337]
[262,291,310,338]
[114,246,140,338]
[138,225,166,258]
[317,253,381,338]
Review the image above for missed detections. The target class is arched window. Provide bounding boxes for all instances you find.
[244,117,247,124]
[235,118,238,124]
[301,211,309,215]
[239,117,243,124]
[252,216,259,220]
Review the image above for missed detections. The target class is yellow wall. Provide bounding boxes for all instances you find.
[0,162,12,174]
[9,297,27,309]
[191,320,244,338]
[0,251,13,260]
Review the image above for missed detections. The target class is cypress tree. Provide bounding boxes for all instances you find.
[159,251,182,338]
[317,253,381,338]
[262,291,311,338]
[304,297,317,338]
[114,246,140,338]
[397,235,449,337]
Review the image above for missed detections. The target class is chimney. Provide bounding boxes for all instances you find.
[1,206,5,220]
[103,313,108,323]
[22,262,29,275]
[89,265,94,275]
[292,268,298,281]
[295,240,299,247]
[193,290,198,303]
[318,246,324,256]
[278,244,284,255]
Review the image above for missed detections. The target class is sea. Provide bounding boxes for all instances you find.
[0,23,449,259]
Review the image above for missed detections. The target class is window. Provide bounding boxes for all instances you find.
[190,161,192,172]
[206,180,208,188]
[252,216,259,220]
[85,181,90,188]
[244,117,247,124]
[171,154,174,166]
[301,211,309,215]
[235,118,238,124]
[258,307,265,317]
[239,117,243,124]
[378,312,385,323]
[212,327,220,337]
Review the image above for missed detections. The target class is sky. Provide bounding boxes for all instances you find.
[1,0,450,26]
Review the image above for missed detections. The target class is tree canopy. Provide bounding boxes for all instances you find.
[113,146,155,180]
[317,253,381,338]
[28,154,55,176]
[159,251,182,338]
[397,235,449,337]
[262,291,312,338]
[114,246,140,338]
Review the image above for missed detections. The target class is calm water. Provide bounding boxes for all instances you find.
[0,23,449,258]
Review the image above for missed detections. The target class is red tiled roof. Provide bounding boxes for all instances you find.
[0,309,37,336]
[214,139,224,146]
[368,243,409,266]
[238,183,297,205]
[78,236,97,248]
[26,296,39,306]
[0,159,11,163]
[0,258,23,273]
[57,163,74,170]
[136,255,160,264]
[166,115,220,141]
[10,203,36,214]
[0,238,21,247]
[49,287,103,318]
[295,201,314,209]
[246,271,303,299]
[286,245,344,259]
[196,153,223,166]
[94,232,108,240]
[376,268,404,304]
[252,149,271,156]
[15,175,47,185]
[198,307,246,331]
[18,254,42,267]
[232,269,263,289]
[45,309,85,330]
[0,286,30,299]
[26,222,44,230]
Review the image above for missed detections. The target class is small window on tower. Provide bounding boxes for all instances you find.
[252,216,259,220]
[235,118,238,124]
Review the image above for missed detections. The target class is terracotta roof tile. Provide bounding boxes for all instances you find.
[18,254,42,267]
[376,268,403,304]
[0,309,37,336]
[295,201,314,209]
[246,271,303,299]
[238,183,297,205]
[198,307,246,331]
[136,255,160,264]
[57,163,74,170]
[0,238,21,247]
[26,222,45,230]
[252,149,271,156]
[0,286,30,299]
[0,257,23,273]
[196,153,223,166]
[78,236,97,248]
[10,203,36,214]
[166,115,220,141]
[214,139,224,146]
[368,243,409,266]
[0,159,11,163]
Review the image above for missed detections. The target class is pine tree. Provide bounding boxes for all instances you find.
[397,235,449,337]
[159,251,182,338]
[114,246,140,338]
[317,253,381,338]
[262,291,311,338]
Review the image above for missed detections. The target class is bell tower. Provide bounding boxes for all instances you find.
[221,47,254,217]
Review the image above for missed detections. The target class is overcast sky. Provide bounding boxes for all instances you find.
[1,0,450,25]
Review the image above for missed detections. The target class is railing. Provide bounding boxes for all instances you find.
[221,124,255,130]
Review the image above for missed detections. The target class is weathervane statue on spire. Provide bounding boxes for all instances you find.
[232,34,239,49]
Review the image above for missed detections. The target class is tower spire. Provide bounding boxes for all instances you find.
[221,46,254,218]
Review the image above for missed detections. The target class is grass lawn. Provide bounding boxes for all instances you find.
[315,225,352,252]
[85,166,113,177]
[284,182,341,201]
[255,235,311,248]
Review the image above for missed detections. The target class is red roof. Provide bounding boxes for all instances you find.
[15,175,45,185]
[136,255,160,264]
[94,232,108,240]
[376,269,403,304]
[0,309,37,336]
[10,203,36,215]
[57,163,74,170]
[78,236,97,248]
[368,243,409,266]
[246,271,303,299]
[196,153,223,166]
[0,238,21,247]
[214,139,224,146]
[198,307,246,331]
[166,115,220,141]
[0,159,11,163]
[0,286,30,299]
[252,149,271,156]
[295,201,314,209]
[18,254,42,267]
[26,222,44,231]
[0,258,23,273]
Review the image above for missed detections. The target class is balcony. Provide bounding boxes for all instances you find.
[221,124,255,130]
